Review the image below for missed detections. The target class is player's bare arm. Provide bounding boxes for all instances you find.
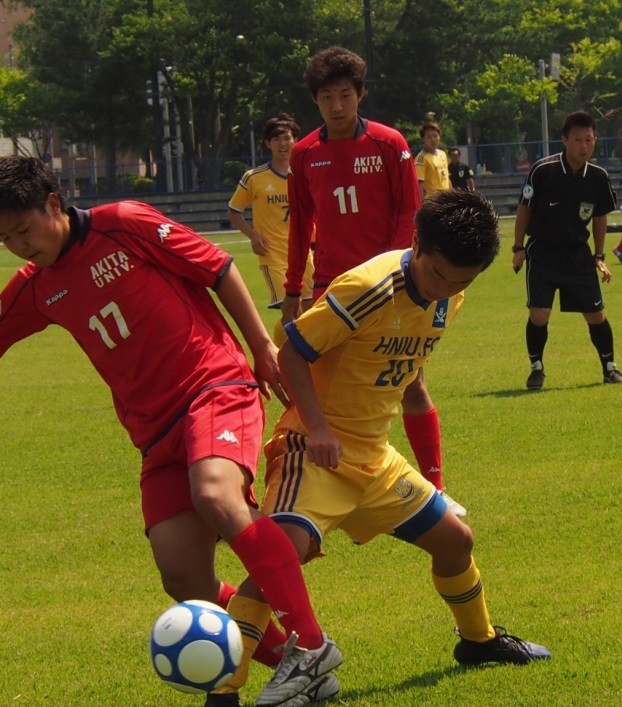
[280,293,302,323]
[216,262,289,406]
[593,214,612,283]
[512,203,530,273]
[227,209,268,256]
[402,369,434,415]
[279,339,342,469]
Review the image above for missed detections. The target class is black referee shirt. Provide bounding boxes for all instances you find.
[448,161,474,189]
[518,152,617,245]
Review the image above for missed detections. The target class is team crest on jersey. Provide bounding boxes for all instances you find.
[395,476,425,508]
[353,155,384,174]
[432,299,448,328]
[579,202,594,220]
[395,477,415,501]
[91,251,132,288]
[522,184,534,199]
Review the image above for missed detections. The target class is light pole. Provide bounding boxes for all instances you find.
[538,59,549,158]
[248,103,256,168]
[363,0,375,119]
[236,34,256,167]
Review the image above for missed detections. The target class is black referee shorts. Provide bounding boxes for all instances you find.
[525,243,604,313]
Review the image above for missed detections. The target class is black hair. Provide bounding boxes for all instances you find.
[304,46,366,97]
[562,111,596,137]
[419,121,441,139]
[263,112,300,143]
[0,155,66,213]
[415,190,499,271]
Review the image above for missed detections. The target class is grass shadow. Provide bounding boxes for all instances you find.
[473,382,603,398]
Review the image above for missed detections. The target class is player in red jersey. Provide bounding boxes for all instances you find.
[283,46,465,516]
[0,156,330,693]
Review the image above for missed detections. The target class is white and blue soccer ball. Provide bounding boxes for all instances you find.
[149,600,243,694]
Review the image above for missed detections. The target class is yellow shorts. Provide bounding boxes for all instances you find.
[262,429,446,560]
[260,260,313,309]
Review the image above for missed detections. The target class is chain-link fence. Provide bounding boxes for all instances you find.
[57,136,622,198]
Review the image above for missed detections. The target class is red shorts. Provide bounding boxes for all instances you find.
[140,384,264,532]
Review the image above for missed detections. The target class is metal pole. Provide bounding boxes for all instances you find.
[363,0,375,118]
[539,59,549,157]
[249,102,256,168]
[159,71,174,192]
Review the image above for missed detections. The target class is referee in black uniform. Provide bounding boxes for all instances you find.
[512,110,622,388]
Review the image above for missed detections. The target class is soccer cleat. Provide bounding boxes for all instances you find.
[255,632,343,706]
[604,366,622,383]
[454,626,551,666]
[204,693,241,707]
[526,361,545,390]
[440,491,467,517]
[279,673,340,706]
[613,246,622,263]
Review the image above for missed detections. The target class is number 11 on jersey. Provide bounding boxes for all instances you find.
[333,185,359,214]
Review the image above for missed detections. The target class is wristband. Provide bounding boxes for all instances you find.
[594,252,605,261]
[511,245,525,253]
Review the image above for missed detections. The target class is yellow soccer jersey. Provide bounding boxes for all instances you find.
[415,149,450,197]
[228,163,290,267]
[279,249,463,463]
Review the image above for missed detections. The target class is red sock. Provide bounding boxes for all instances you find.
[403,408,443,489]
[217,581,284,667]
[216,581,237,608]
[254,618,285,667]
[230,516,323,649]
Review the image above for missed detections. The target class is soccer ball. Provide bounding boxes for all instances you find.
[149,600,243,694]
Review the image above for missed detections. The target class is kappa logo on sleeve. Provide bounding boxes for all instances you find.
[216,430,240,445]
[400,149,412,161]
[157,223,173,243]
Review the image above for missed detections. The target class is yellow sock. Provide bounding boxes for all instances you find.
[433,557,496,642]
[272,318,287,348]
[210,595,273,695]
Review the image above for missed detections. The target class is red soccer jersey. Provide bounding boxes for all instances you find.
[0,201,256,451]
[285,117,420,295]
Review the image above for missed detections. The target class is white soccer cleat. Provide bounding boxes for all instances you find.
[279,672,340,706]
[255,632,343,706]
[441,491,467,517]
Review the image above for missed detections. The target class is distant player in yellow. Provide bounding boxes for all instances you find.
[209,190,551,707]
[415,121,450,200]
[228,113,314,345]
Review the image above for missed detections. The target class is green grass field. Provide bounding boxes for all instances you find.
[1,219,622,706]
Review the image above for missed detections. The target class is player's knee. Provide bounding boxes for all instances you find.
[449,519,474,556]
[528,309,550,327]
[429,512,474,562]
[160,567,220,603]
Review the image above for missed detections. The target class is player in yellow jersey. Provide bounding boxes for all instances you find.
[415,121,450,200]
[228,113,314,345]
[207,190,551,707]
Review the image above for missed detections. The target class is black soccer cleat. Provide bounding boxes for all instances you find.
[603,367,622,383]
[454,626,552,666]
[526,363,545,390]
